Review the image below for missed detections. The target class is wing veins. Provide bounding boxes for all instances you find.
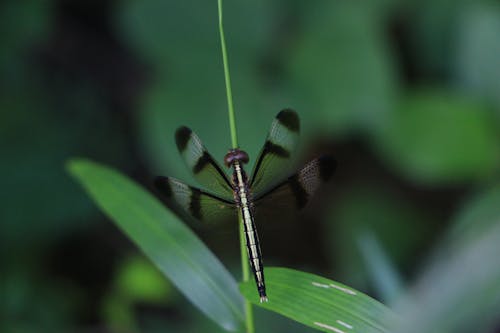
[250,109,300,196]
[155,176,236,225]
[175,126,233,199]
[254,155,337,209]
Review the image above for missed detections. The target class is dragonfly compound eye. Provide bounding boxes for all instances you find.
[224,149,249,167]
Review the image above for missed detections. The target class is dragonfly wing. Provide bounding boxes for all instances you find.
[250,109,300,196]
[155,176,237,226]
[254,155,336,214]
[175,126,233,200]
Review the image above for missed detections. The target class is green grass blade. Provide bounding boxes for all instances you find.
[67,158,244,331]
[240,267,395,333]
[358,231,404,305]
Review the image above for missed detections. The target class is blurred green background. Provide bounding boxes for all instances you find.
[1,0,499,332]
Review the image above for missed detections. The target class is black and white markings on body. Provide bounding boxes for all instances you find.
[155,108,337,303]
[224,148,268,303]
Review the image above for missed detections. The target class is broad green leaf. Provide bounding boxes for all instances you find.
[240,267,395,333]
[67,159,244,331]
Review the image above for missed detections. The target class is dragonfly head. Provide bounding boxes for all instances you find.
[224,148,249,167]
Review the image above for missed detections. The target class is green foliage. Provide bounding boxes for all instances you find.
[389,192,500,333]
[326,185,430,288]
[288,1,396,134]
[357,232,404,305]
[240,267,395,333]
[375,90,499,184]
[102,255,174,332]
[450,184,500,245]
[67,159,245,332]
[455,2,500,108]
[67,158,398,332]
[0,0,51,66]
[0,270,82,333]
[115,256,173,302]
[2,0,500,331]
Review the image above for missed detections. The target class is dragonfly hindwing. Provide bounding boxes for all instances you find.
[155,176,236,225]
[255,154,336,210]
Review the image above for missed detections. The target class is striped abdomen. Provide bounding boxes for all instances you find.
[232,161,267,302]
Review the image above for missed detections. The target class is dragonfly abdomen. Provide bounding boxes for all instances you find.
[233,161,268,303]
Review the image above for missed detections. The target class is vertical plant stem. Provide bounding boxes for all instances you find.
[218,0,238,149]
[218,1,255,332]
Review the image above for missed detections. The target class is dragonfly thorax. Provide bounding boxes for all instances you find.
[224,148,249,167]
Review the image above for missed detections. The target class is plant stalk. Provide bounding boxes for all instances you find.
[218,0,238,149]
[218,1,255,332]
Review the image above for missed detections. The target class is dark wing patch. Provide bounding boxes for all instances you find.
[317,155,336,182]
[175,126,192,152]
[155,176,237,225]
[174,127,233,200]
[250,109,300,196]
[288,174,309,209]
[193,152,212,174]
[276,108,300,132]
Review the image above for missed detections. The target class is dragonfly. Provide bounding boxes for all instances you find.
[154,109,336,302]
